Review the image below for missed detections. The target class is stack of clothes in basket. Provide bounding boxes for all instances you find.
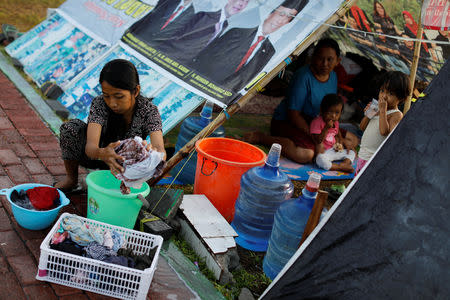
[50,215,157,276]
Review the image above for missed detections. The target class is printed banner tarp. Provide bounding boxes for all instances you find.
[59,45,204,134]
[5,13,107,88]
[326,0,449,82]
[422,0,450,30]
[58,0,157,45]
[122,0,347,106]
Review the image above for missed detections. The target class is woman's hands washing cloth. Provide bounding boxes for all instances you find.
[114,136,166,194]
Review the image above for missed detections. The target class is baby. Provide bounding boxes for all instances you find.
[310,94,356,173]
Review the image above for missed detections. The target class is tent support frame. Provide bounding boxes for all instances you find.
[404,0,424,114]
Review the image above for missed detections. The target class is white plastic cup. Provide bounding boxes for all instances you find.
[365,99,379,119]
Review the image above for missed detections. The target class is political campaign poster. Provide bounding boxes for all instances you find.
[325,0,448,82]
[59,45,204,134]
[5,13,107,88]
[57,0,158,45]
[122,0,347,106]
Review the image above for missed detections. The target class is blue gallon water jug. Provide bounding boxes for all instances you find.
[263,172,322,280]
[231,143,294,252]
[171,101,225,184]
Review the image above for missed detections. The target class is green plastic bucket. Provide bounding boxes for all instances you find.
[86,170,150,229]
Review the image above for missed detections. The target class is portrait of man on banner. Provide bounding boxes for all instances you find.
[191,0,309,91]
[123,0,314,104]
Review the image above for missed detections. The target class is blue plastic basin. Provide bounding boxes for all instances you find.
[0,183,70,230]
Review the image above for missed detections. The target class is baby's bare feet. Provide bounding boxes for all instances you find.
[339,159,354,173]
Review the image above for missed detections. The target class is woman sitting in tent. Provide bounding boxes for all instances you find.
[243,38,359,164]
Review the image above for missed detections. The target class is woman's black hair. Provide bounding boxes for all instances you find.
[313,38,340,58]
[99,59,140,92]
[320,94,344,114]
[380,71,411,103]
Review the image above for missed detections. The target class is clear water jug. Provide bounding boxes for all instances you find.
[231,144,294,252]
[171,101,225,184]
[263,172,321,280]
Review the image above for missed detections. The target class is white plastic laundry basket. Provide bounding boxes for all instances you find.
[36,213,163,300]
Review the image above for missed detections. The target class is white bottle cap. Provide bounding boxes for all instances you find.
[306,172,322,186]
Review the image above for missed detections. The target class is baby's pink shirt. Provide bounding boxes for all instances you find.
[310,116,339,150]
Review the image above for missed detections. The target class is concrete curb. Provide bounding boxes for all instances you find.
[161,241,226,300]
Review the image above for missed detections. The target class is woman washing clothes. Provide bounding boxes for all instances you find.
[245,38,359,163]
[54,59,166,193]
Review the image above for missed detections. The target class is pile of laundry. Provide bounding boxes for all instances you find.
[114,136,166,194]
[11,186,60,211]
[50,216,157,271]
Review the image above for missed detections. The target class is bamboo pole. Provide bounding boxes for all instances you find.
[299,190,328,247]
[148,0,356,186]
[403,1,423,114]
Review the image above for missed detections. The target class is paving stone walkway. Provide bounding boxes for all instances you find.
[0,72,206,299]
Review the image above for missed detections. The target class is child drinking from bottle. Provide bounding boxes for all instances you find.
[310,94,356,173]
[357,71,410,173]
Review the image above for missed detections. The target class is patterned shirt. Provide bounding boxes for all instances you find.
[87,94,162,140]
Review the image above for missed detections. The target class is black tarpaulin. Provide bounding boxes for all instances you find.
[261,59,450,300]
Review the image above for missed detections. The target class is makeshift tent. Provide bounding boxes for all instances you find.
[148,0,357,184]
[121,0,348,106]
[260,59,450,299]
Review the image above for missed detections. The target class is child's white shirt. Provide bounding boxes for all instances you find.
[359,108,400,161]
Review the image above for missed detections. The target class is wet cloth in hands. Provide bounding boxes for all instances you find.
[26,186,60,210]
[114,136,166,194]
[61,216,104,246]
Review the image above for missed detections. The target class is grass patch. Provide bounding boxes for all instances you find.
[171,233,272,300]
[0,0,65,32]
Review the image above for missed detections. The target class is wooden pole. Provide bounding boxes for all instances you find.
[148,0,356,186]
[403,1,423,114]
[299,190,328,247]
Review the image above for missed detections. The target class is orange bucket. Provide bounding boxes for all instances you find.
[194,137,266,222]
